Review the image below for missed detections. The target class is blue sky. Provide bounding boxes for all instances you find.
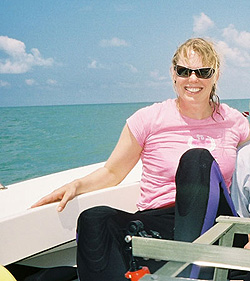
[1,0,250,107]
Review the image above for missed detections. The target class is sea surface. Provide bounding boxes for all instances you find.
[1,99,249,185]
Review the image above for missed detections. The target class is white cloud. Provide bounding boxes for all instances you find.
[99,37,129,47]
[0,36,54,74]
[222,24,250,50]
[150,69,168,81]
[87,59,108,69]
[191,14,250,68]
[193,13,215,34]
[217,41,250,67]
[25,79,36,86]
[88,60,98,69]
[125,63,138,73]
[0,80,10,87]
[47,79,57,85]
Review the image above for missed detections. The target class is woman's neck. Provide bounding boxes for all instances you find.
[176,98,213,120]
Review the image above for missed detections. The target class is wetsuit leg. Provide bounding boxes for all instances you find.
[174,148,238,279]
[76,205,175,281]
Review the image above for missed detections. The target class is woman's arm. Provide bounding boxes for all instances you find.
[31,124,142,212]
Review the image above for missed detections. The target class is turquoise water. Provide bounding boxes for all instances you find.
[0,103,151,185]
[1,99,249,185]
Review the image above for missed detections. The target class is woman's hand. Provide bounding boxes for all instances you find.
[244,234,250,250]
[31,180,79,212]
[244,241,250,249]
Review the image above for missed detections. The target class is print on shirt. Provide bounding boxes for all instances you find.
[188,134,216,151]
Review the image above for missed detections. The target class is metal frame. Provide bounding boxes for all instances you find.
[132,216,250,280]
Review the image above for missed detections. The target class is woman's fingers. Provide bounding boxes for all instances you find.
[56,189,75,212]
[31,185,76,212]
[31,194,55,208]
[31,187,64,207]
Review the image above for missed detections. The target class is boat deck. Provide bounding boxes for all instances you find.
[133,216,250,281]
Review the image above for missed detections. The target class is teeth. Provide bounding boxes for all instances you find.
[186,87,201,93]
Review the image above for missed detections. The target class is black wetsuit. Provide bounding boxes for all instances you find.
[76,148,248,281]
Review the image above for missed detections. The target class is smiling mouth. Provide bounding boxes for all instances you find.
[185,87,202,93]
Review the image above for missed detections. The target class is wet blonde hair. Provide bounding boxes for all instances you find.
[172,38,221,115]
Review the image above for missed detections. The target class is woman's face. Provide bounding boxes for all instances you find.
[173,50,217,106]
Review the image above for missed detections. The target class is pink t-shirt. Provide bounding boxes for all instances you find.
[127,99,249,211]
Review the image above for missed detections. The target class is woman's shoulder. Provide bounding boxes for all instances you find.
[127,99,176,132]
[218,103,248,128]
[219,102,244,118]
[136,99,175,115]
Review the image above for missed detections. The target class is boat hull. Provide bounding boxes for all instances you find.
[0,162,142,266]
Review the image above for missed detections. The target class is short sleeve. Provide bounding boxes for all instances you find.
[222,104,250,143]
[235,111,249,143]
[126,106,151,148]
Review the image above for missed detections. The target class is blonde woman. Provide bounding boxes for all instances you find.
[33,38,250,281]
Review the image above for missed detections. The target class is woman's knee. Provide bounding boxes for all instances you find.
[178,148,214,170]
[77,206,119,237]
[175,148,215,196]
[78,206,117,222]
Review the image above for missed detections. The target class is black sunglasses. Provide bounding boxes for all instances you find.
[174,65,215,79]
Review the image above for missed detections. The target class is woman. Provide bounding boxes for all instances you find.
[32,38,250,280]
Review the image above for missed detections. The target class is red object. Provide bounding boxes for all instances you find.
[242,111,249,117]
[125,266,150,281]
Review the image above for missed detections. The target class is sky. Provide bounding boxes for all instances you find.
[1,0,250,107]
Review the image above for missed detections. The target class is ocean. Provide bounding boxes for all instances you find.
[1,99,249,186]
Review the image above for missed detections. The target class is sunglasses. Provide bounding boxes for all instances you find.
[174,65,215,79]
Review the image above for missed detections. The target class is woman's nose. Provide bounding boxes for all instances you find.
[189,71,199,81]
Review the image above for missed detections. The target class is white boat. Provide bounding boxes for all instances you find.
[0,161,142,272]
